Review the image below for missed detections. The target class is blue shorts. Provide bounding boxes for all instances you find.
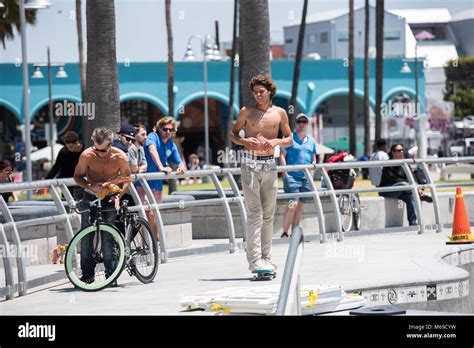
[136,179,163,192]
[283,175,312,203]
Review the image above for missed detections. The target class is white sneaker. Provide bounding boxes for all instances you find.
[262,259,277,271]
[249,259,267,271]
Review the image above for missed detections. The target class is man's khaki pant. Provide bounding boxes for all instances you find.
[241,160,278,266]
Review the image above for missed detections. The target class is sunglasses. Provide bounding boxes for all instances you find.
[393,149,404,152]
[297,120,308,124]
[93,144,111,153]
[162,127,174,133]
[123,136,135,142]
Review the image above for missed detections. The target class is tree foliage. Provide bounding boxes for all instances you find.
[0,0,37,49]
[444,57,474,117]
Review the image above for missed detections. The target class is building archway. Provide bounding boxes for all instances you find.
[176,95,230,165]
[0,104,21,161]
[31,98,82,149]
[311,90,375,156]
[272,91,306,117]
[120,96,166,132]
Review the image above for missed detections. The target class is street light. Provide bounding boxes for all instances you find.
[401,44,427,158]
[32,47,68,166]
[19,0,54,200]
[184,34,221,166]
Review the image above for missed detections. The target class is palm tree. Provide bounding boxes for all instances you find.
[165,0,177,194]
[225,0,239,150]
[363,0,370,156]
[84,0,120,145]
[165,0,174,117]
[238,8,244,109]
[75,0,86,101]
[289,0,308,130]
[348,0,356,154]
[239,0,270,107]
[0,0,37,49]
[375,0,384,140]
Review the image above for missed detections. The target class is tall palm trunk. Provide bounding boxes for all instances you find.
[76,0,86,101]
[238,11,244,109]
[165,0,174,117]
[84,0,120,145]
[76,0,87,142]
[226,0,239,151]
[363,0,370,156]
[375,0,384,140]
[289,0,308,130]
[348,0,356,154]
[240,0,270,107]
[165,0,177,194]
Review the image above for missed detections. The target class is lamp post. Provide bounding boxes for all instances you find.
[184,34,221,166]
[32,47,68,166]
[19,0,53,199]
[400,46,427,159]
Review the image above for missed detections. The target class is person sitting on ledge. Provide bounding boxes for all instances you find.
[379,143,432,226]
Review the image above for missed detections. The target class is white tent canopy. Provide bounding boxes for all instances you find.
[30,144,64,162]
[316,143,335,155]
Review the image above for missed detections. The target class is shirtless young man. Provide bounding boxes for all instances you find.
[74,127,131,285]
[229,74,292,272]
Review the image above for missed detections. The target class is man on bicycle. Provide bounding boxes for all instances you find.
[74,127,131,286]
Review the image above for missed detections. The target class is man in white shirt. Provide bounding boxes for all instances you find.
[369,138,389,187]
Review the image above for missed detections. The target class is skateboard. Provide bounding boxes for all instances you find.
[251,270,277,281]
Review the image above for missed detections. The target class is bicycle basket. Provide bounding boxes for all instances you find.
[329,170,354,190]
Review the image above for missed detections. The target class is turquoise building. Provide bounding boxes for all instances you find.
[0,58,424,162]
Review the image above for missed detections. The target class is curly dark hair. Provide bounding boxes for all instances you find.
[249,74,277,99]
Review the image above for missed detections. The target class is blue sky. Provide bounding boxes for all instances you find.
[0,0,472,63]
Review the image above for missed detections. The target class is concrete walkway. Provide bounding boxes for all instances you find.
[0,228,469,315]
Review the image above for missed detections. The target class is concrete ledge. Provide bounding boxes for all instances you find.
[179,191,469,238]
[355,244,474,313]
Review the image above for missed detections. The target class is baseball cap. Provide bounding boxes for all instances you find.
[296,113,309,122]
[118,124,136,139]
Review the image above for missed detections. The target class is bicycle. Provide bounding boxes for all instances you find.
[65,189,159,291]
[329,167,363,232]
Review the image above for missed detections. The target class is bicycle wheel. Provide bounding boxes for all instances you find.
[65,224,126,291]
[352,194,361,231]
[338,194,353,232]
[128,217,159,283]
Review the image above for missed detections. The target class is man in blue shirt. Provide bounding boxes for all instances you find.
[140,116,185,200]
[279,113,317,237]
[138,116,186,240]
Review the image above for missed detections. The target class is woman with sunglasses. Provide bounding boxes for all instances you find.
[138,117,186,240]
[0,159,18,203]
[379,143,432,226]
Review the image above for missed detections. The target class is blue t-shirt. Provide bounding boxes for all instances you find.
[282,132,317,179]
[137,132,182,190]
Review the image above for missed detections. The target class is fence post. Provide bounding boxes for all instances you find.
[419,162,442,233]
[304,167,327,243]
[139,178,168,263]
[0,223,15,300]
[403,162,425,234]
[210,172,236,253]
[319,168,344,241]
[0,196,27,296]
[225,171,247,244]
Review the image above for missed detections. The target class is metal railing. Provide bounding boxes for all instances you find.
[0,156,473,302]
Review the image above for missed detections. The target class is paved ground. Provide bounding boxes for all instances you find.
[0,228,466,315]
